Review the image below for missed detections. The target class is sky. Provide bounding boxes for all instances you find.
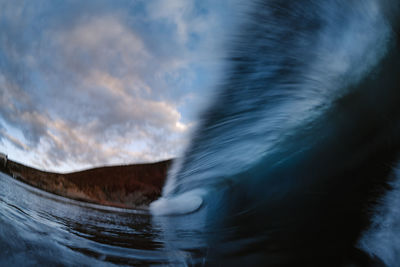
[0,0,241,172]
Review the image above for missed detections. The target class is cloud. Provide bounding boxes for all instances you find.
[0,0,239,172]
[0,129,30,151]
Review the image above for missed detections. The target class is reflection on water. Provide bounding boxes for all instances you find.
[0,172,198,266]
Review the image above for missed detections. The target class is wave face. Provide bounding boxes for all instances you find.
[151,0,400,266]
[360,165,400,266]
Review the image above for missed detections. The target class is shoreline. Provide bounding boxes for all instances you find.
[0,159,171,209]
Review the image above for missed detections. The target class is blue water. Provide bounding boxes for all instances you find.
[0,172,200,266]
[151,0,400,266]
[2,0,400,266]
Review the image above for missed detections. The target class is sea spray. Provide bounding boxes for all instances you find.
[151,0,400,265]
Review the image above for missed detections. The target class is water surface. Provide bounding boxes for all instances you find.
[0,172,196,266]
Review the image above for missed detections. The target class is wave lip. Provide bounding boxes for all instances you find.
[150,189,205,216]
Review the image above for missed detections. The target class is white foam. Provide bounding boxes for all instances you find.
[150,190,205,216]
[359,165,400,267]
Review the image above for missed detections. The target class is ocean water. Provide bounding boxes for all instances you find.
[1,1,400,266]
[150,0,400,266]
[0,172,195,266]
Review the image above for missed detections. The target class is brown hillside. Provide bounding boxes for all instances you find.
[1,159,172,209]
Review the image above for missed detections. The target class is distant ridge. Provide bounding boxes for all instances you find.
[0,158,171,209]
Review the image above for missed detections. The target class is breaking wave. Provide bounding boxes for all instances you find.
[151,0,400,266]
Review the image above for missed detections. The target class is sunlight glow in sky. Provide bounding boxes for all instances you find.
[0,0,240,172]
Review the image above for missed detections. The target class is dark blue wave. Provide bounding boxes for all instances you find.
[151,1,400,266]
